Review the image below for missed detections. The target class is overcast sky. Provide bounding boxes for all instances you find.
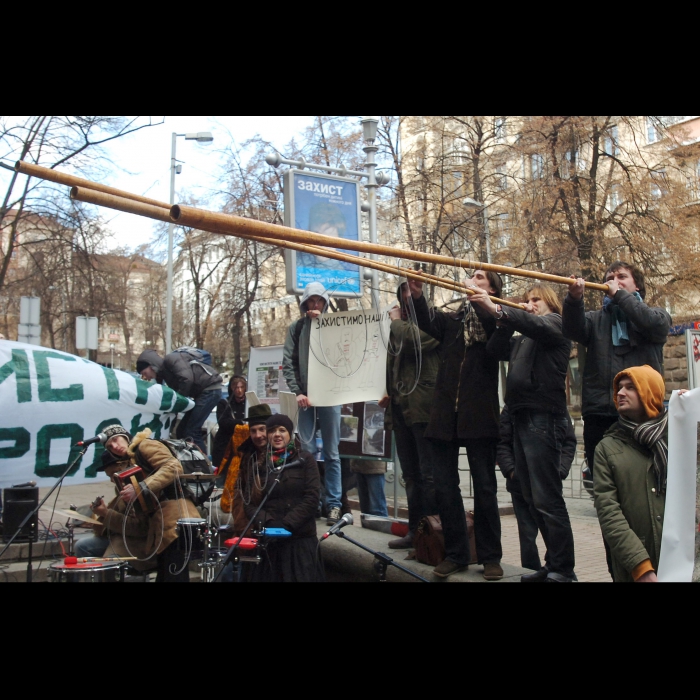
[97,116,314,250]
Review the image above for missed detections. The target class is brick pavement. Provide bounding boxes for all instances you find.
[384,442,614,582]
[498,511,612,582]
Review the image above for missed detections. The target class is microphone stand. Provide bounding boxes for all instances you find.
[0,445,89,582]
[329,529,431,583]
[212,461,292,583]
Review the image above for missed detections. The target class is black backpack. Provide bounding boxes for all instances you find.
[160,438,215,506]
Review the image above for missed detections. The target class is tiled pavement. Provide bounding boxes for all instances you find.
[382,438,613,583]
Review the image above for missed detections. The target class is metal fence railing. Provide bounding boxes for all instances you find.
[455,417,595,502]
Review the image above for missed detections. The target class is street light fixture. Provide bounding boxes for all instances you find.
[360,116,390,298]
[166,130,214,354]
[463,197,491,264]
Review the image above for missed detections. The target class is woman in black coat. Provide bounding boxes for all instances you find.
[212,375,247,476]
[240,413,325,583]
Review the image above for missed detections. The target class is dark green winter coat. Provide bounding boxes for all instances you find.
[384,319,440,431]
[593,422,666,582]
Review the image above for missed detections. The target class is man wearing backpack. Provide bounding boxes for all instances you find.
[137,348,223,454]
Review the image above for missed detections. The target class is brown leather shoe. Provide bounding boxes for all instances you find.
[483,563,504,581]
[433,560,468,578]
[388,533,414,549]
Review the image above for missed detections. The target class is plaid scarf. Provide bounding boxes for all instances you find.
[619,409,668,495]
[463,301,488,348]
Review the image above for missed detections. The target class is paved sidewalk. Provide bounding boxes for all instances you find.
[9,449,612,582]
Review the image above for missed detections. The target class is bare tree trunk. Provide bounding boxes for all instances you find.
[232,315,243,375]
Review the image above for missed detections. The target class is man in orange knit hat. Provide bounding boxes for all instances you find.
[592,365,668,582]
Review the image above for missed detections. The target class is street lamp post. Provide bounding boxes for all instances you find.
[361,117,390,301]
[166,131,214,354]
[117,353,121,371]
[110,343,115,369]
[463,197,491,264]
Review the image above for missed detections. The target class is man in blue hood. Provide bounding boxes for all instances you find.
[282,282,344,525]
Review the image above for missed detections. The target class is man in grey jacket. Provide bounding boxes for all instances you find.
[282,282,344,525]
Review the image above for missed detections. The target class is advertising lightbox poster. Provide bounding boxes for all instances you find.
[283,169,363,298]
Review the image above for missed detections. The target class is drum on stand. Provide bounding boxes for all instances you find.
[176,517,208,560]
[48,561,126,583]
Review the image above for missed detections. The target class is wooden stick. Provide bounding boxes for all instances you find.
[70,186,171,223]
[171,204,610,292]
[17,161,170,209]
[238,230,525,310]
[69,187,523,309]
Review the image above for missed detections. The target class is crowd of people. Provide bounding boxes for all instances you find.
[76,258,674,583]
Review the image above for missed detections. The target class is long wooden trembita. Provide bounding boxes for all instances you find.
[69,187,524,309]
[171,204,609,292]
[20,157,609,291]
[17,161,171,209]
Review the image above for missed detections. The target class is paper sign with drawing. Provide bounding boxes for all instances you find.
[307,307,392,407]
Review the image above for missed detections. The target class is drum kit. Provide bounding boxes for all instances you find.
[46,473,242,583]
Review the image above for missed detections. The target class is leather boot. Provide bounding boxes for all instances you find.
[520,567,549,583]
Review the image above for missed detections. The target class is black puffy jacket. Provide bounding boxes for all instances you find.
[487,309,571,415]
[137,349,222,399]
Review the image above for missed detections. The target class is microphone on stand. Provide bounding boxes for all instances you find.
[74,433,107,447]
[321,513,353,540]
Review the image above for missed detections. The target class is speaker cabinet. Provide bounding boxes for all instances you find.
[2,487,39,543]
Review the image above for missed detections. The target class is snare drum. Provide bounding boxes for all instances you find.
[48,561,126,583]
[176,517,208,558]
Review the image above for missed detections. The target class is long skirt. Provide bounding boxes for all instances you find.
[249,535,325,583]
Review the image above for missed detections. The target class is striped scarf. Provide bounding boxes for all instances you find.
[619,409,668,495]
[463,302,488,348]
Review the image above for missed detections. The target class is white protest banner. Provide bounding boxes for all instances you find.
[658,388,700,582]
[0,341,193,489]
[307,307,391,407]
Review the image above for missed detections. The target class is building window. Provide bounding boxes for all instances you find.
[607,184,620,211]
[494,117,506,143]
[650,169,667,200]
[495,213,511,248]
[647,118,661,144]
[604,125,620,156]
[531,153,544,179]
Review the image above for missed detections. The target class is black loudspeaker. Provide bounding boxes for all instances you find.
[2,487,39,543]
